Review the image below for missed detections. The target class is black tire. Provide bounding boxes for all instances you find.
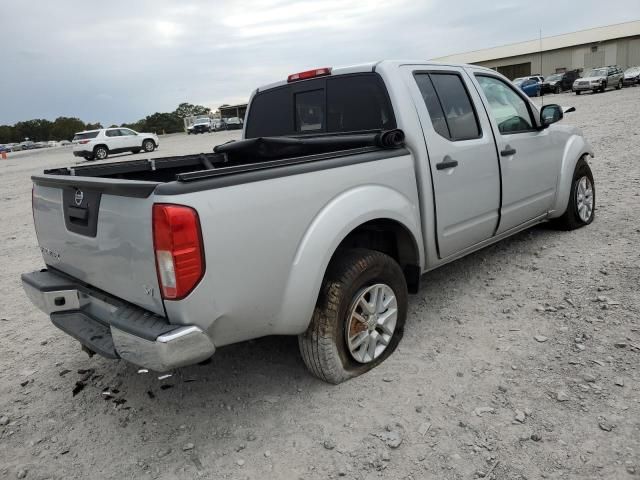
[142,139,155,153]
[298,248,408,384]
[555,85,561,94]
[552,157,595,231]
[93,145,108,160]
[575,91,581,95]
[616,80,622,90]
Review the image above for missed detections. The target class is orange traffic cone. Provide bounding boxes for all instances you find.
[1,151,7,160]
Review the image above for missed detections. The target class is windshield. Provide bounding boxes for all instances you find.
[546,74,562,81]
[195,117,210,122]
[586,68,607,77]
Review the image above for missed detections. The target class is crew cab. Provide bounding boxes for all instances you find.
[22,61,595,383]
[72,128,159,161]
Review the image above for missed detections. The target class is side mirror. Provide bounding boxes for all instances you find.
[540,104,563,127]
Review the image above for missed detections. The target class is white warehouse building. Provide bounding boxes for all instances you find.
[434,20,640,79]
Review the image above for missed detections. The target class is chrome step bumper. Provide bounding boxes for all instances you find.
[22,269,215,371]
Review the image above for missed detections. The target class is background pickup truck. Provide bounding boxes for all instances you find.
[22,61,595,384]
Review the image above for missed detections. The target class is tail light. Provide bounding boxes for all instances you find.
[152,204,204,300]
[79,140,90,144]
[287,67,332,83]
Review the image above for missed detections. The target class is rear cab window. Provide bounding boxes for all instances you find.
[73,131,99,141]
[245,73,396,138]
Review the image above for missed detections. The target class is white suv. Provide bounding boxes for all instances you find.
[72,128,159,161]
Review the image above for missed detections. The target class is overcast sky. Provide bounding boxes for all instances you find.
[0,1,636,126]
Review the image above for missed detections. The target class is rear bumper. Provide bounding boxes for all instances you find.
[21,269,215,371]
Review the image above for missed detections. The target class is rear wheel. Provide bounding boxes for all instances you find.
[575,90,581,95]
[616,80,622,90]
[298,248,407,384]
[552,157,595,230]
[555,85,561,94]
[93,146,108,160]
[142,139,155,153]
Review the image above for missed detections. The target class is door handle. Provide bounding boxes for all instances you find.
[500,146,516,157]
[436,157,458,170]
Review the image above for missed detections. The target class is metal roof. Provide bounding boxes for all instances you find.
[433,20,640,64]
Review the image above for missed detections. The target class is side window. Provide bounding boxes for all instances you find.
[475,75,534,134]
[119,128,136,136]
[105,129,120,137]
[295,90,324,132]
[413,74,450,139]
[414,72,481,141]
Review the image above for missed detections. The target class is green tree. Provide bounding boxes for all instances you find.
[50,117,86,141]
[143,112,183,134]
[0,125,16,143]
[174,102,211,118]
[14,119,53,142]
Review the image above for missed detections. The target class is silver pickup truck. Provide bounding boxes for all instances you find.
[22,61,595,384]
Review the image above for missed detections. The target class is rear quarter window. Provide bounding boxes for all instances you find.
[245,73,395,138]
[73,131,100,141]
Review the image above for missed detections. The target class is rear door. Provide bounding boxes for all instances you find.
[472,72,558,233]
[403,65,501,258]
[104,128,124,151]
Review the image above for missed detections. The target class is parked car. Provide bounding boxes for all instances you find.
[23,61,594,383]
[623,66,640,87]
[224,117,243,130]
[573,66,624,94]
[72,127,159,161]
[59,140,71,146]
[212,119,227,131]
[19,141,36,150]
[0,144,11,153]
[514,78,541,97]
[541,70,581,94]
[187,116,213,134]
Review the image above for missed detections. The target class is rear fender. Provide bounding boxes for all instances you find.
[549,134,594,218]
[275,185,423,335]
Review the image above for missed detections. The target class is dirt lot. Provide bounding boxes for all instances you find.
[1,88,639,480]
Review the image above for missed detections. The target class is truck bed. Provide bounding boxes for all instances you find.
[41,130,405,185]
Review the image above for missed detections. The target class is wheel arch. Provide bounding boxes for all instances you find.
[92,143,109,152]
[276,185,424,335]
[549,135,594,219]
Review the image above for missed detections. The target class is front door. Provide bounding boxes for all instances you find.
[404,66,501,258]
[118,128,140,149]
[472,72,559,234]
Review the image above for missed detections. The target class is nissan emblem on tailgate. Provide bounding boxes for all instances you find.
[74,189,84,206]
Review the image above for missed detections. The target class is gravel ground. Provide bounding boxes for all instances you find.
[1,87,639,480]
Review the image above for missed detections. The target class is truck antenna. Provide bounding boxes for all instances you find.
[540,27,544,107]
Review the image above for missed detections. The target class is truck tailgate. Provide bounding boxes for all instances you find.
[31,175,164,316]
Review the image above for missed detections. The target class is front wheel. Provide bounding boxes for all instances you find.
[616,80,622,90]
[142,139,156,153]
[575,91,581,95]
[298,249,408,384]
[552,157,595,230]
[555,85,561,94]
